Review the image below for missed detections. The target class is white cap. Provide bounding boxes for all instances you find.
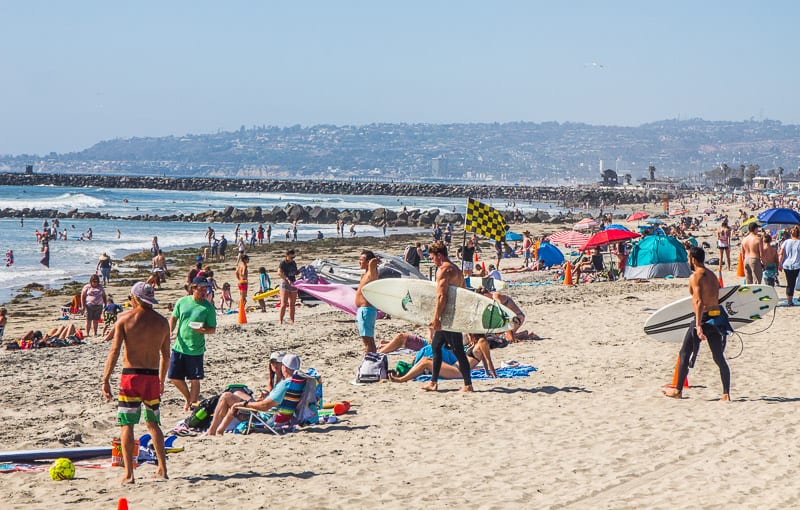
[282,353,300,372]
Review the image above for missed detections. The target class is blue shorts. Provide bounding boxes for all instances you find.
[167,350,205,380]
[357,306,377,337]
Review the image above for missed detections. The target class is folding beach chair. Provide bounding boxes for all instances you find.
[238,371,322,435]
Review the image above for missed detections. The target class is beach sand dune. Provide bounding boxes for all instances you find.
[1,219,799,509]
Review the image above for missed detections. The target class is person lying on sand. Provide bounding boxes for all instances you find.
[389,334,497,383]
[377,330,432,354]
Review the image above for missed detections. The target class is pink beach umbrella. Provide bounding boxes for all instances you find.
[573,218,600,230]
[546,230,591,248]
[626,211,650,222]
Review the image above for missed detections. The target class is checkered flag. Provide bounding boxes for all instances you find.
[465,198,508,242]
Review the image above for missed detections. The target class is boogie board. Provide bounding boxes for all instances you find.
[361,279,516,333]
[253,288,280,301]
[0,446,112,463]
[643,284,778,342]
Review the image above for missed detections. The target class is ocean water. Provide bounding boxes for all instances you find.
[0,185,563,304]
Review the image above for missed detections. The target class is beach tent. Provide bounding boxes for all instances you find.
[505,231,523,242]
[536,241,564,268]
[623,234,691,280]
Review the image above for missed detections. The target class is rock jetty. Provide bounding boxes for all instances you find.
[0,172,667,227]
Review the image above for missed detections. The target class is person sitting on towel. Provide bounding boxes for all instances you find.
[389,334,496,382]
[206,353,300,436]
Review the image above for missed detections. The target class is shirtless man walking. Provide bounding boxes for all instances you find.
[741,222,764,284]
[355,250,380,353]
[716,220,732,271]
[762,233,780,286]
[421,241,473,392]
[101,282,170,483]
[236,254,249,305]
[663,247,731,401]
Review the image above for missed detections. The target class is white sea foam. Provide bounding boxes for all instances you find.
[0,192,106,211]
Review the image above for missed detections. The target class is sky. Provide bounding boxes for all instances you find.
[1,1,799,155]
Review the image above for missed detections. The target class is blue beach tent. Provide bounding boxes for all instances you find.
[536,241,565,268]
[623,234,691,279]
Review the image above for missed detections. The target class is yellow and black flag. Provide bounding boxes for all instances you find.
[465,198,508,242]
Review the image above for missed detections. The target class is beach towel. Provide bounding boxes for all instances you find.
[413,364,537,381]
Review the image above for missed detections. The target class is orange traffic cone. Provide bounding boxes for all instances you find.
[718,270,724,288]
[118,498,129,510]
[668,355,690,389]
[736,251,745,277]
[564,261,574,286]
[482,262,487,273]
[238,298,247,324]
[475,251,479,262]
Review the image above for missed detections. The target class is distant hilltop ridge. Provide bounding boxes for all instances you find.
[2,119,799,183]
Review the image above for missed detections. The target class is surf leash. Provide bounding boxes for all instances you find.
[725,305,779,359]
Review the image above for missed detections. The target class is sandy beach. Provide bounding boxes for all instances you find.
[1,200,799,510]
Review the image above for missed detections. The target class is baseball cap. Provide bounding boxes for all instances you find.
[131,281,159,305]
[282,353,301,372]
[192,276,210,287]
[269,351,285,363]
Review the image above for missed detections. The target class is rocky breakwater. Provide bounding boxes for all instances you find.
[0,200,629,230]
[0,172,665,207]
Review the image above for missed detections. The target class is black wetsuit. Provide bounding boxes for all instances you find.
[431,330,472,386]
[676,311,731,394]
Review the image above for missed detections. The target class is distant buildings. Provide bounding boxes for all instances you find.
[431,155,448,178]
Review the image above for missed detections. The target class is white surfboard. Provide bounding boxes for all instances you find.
[467,276,507,291]
[643,284,778,341]
[361,279,516,333]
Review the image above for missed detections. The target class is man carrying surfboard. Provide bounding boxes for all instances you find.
[355,250,380,353]
[663,247,731,401]
[422,241,474,393]
[101,282,170,483]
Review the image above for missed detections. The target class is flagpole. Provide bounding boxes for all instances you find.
[461,197,469,276]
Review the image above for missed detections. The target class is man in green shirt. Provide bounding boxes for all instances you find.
[168,276,217,411]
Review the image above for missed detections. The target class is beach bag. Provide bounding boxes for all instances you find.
[186,394,220,430]
[299,265,319,284]
[356,352,388,383]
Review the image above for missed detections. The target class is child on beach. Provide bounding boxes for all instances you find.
[101,298,123,336]
[258,266,271,312]
[206,270,219,305]
[220,282,233,312]
[0,307,7,342]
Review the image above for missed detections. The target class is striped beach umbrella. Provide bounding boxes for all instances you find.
[546,230,590,247]
[573,218,600,230]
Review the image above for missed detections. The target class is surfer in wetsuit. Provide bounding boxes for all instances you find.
[421,241,473,393]
[663,246,731,401]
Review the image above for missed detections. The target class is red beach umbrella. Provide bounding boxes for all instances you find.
[579,230,641,251]
[626,212,650,222]
[545,230,590,248]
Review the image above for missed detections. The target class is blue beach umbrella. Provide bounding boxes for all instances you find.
[505,231,523,242]
[604,224,631,232]
[757,208,800,225]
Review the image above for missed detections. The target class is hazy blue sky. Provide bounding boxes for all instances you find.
[1,1,797,155]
